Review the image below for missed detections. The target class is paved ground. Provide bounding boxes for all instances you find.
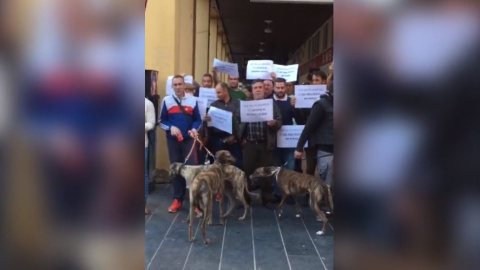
[145,184,333,270]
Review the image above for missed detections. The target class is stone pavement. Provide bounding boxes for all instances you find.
[145,184,333,270]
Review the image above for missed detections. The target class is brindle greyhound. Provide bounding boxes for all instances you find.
[188,151,234,244]
[220,164,259,220]
[249,166,334,236]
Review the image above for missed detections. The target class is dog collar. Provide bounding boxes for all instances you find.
[273,167,281,184]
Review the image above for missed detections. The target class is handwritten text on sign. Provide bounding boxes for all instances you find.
[294,85,327,108]
[246,60,274,80]
[199,87,217,107]
[213,58,239,78]
[277,125,308,148]
[207,107,233,134]
[240,99,273,123]
[273,64,299,82]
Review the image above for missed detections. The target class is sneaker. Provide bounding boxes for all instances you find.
[168,199,182,213]
[215,193,222,202]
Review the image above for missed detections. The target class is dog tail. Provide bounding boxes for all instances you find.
[243,174,260,203]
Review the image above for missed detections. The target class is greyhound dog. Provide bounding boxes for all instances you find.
[249,166,333,236]
[188,151,234,244]
[220,164,260,220]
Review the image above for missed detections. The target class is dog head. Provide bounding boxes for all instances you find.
[169,162,184,178]
[249,166,281,184]
[214,150,236,165]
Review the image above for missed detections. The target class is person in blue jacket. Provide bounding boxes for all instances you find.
[159,75,202,213]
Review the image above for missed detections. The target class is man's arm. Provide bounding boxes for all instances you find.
[295,101,323,152]
[159,98,173,130]
[212,67,220,85]
[268,103,283,131]
[145,100,155,132]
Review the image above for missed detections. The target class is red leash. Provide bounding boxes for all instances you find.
[184,139,197,164]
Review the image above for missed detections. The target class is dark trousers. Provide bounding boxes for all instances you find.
[209,133,243,169]
[166,137,196,201]
[243,141,273,182]
[305,147,318,175]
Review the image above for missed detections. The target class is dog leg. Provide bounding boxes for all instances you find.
[310,194,328,236]
[221,190,235,218]
[238,196,249,220]
[207,194,214,226]
[219,194,224,225]
[277,194,288,218]
[202,201,209,244]
[315,211,328,236]
[294,196,302,218]
[189,201,195,242]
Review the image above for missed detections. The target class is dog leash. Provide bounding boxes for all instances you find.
[194,135,216,160]
[184,138,198,164]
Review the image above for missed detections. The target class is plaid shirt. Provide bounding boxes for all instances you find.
[246,121,267,141]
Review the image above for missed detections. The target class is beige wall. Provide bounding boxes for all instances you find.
[145,0,231,171]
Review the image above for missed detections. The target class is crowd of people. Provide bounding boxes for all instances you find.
[145,63,334,214]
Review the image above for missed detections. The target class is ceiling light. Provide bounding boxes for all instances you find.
[259,48,265,52]
[264,27,272,34]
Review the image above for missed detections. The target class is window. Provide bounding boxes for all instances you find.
[323,22,329,50]
[309,31,320,59]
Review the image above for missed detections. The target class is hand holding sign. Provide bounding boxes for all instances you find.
[246,60,274,80]
[267,120,276,127]
[213,58,239,78]
[273,64,299,82]
[240,99,274,123]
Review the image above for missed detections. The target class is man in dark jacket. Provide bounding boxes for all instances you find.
[241,80,283,186]
[201,82,244,169]
[294,82,333,186]
[297,70,328,176]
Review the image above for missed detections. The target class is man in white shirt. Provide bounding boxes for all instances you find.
[145,98,155,214]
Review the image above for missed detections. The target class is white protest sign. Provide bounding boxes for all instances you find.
[195,97,208,119]
[273,64,299,82]
[277,125,308,148]
[165,75,194,96]
[240,99,273,123]
[184,75,193,84]
[207,107,233,134]
[213,58,239,78]
[165,76,174,95]
[199,87,217,107]
[246,60,274,80]
[294,85,327,108]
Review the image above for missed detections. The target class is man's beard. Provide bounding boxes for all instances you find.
[275,92,285,98]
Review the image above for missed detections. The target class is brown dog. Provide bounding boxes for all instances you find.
[188,160,225,244]
[188,150,236,244]
[249,166,333,236]
[220,164,260,220]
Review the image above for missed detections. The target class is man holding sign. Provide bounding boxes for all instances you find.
[200,82,244,169]
[212,68,247,101]
[241,80,282,191]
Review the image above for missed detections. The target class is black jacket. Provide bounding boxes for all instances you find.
[296,93,333,153]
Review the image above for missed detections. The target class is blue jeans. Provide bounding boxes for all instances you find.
[145,147,149,201]
[272,148,295,196]
[166,137,196,201]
